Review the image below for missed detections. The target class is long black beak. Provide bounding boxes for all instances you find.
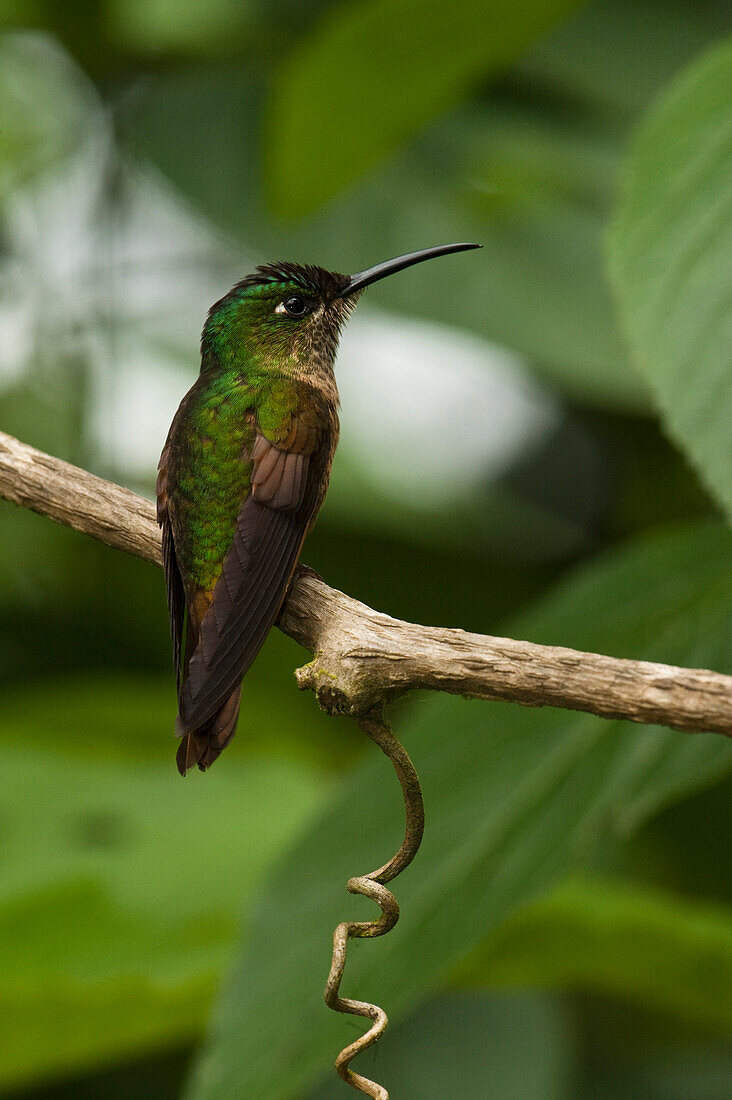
[338,242,480,298]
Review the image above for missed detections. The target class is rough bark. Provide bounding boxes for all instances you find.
[1,429,730,737]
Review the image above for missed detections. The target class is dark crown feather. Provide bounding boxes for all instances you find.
[235,261,347,299]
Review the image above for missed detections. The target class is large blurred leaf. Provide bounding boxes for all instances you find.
[454,875,732,1034]
[608,37,732,521]
[265,0,583,217]
[0,677,330,1091]
[107,0,254,56]
[186,523,732,1099]
[0,879,221,1093]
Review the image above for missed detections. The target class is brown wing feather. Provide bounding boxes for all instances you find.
[157,446,186,691]
[177,429,329,735]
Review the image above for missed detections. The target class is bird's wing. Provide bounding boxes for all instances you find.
[176,415,330,733]
[156,443,186,691]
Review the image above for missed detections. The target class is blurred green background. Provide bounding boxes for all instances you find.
[1,1,731,1097]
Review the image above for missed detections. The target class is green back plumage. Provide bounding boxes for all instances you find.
[167,267,347,596]
[170,376,256,595]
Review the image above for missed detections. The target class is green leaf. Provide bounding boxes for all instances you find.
[186,523,732,1099]
[0,677,330,1091]
[608,37,732,522]
[107,0,254,57]
[453,875,732,1034]
[0,880,222,1092]
[265,0,584,218]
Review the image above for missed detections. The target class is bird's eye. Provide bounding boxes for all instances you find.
[281,295,309,317]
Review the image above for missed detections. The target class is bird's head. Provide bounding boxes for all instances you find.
[201,244,480,378]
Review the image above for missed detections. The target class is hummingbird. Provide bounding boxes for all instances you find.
[157,243,480,774]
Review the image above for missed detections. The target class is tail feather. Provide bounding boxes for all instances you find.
[176,685,241,776]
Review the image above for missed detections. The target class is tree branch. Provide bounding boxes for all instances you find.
[1,429,730,737]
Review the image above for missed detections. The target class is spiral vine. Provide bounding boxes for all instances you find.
[324,710,425,1098]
